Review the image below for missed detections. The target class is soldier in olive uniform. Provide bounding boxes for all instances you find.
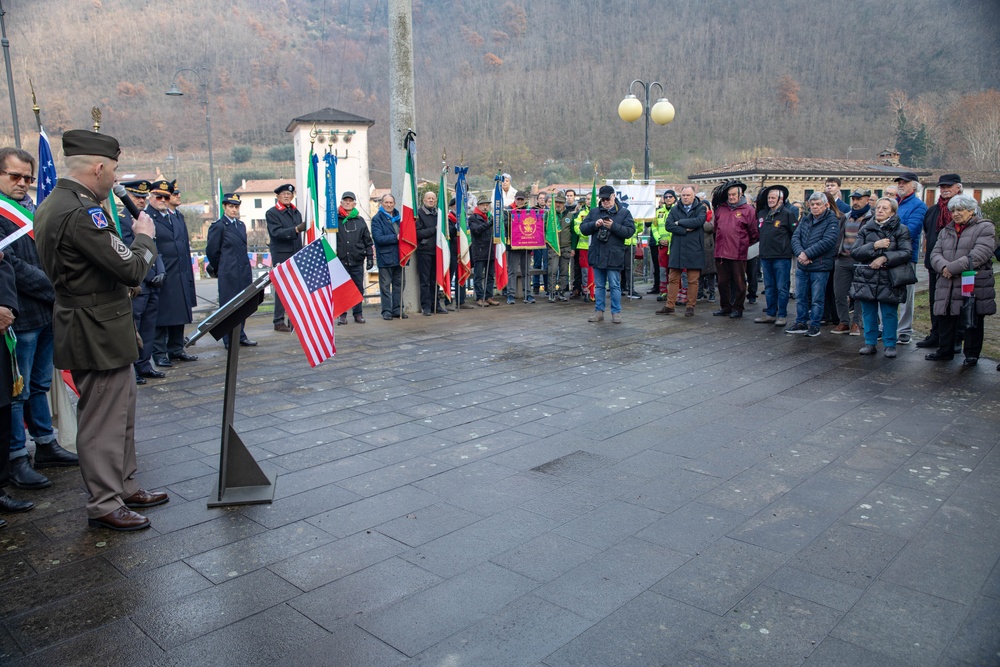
[118,180,166,384]
[34,130,169,531]
[206,193,257,348]
[265,183,304,332]
[149,179,198,367]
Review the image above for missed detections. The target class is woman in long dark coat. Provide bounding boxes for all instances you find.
[206,194,255,348]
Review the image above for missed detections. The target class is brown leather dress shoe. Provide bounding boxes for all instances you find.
[354,315,366,324]
[123,489,170,509]
[88,507,151,531]
[274,323,292,333]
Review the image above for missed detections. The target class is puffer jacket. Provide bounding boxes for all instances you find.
[792,208,840,272]
[929,216,997,316]
[849,215,912,305]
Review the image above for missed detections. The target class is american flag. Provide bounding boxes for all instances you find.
[270,237,362,367]
[36,127,57,204]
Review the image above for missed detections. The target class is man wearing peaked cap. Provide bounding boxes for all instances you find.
[266,182,304,332]
[149,175,198,367]
[33,129,169,531]
[118,180,167,385]
[206,194,256,349]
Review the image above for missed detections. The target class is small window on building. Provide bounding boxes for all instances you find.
[804,189,814,200]
[875,190,883,198]
[255,198,262,208]
[841,189,850,203]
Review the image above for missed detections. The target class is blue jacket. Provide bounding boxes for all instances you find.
[896,193,927,264]
[791,208,840,272]
[371,207,401,268]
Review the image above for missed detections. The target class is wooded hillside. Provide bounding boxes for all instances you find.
[2,0,998,195]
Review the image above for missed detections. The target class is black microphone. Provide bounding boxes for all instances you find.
[112,184,142,219]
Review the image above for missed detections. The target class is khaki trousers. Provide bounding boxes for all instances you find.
[667,268,700,309]
[71,366,139,518]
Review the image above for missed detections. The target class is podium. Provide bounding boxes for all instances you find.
[187,273,276,507]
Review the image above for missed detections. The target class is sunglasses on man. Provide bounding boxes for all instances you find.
[0,170,35,185]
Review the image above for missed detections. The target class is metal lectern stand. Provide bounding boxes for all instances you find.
[187,273,276,508]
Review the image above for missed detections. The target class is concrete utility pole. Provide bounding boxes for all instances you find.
[388,0,418,312]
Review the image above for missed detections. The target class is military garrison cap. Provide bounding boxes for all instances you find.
[121,180,151,197]
[150,179,172,196]
[62,129,121,160]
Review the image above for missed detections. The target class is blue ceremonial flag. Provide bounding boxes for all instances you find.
[324,152,338,230]
[36,127,57,204]
[492,173,503,241]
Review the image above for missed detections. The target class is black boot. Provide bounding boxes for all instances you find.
[33,441,79,467]
[0,490,34,513]
[10,456,51,490]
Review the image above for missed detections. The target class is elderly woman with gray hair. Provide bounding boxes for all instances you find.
[926,193,996,366]
[849,197,912,357]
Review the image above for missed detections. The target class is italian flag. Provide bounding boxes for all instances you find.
[961,270,975,296]
[436,170,451,297]
[456,205,472,284]
[306,151,321,244]
[399,139,418,267]
[0,194,33,246]
[326,238,364,316]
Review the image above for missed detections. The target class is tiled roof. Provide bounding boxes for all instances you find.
[286,107,375,131]
[921,171,1000,187]
[236,179,293,195]
[689,157,931,180]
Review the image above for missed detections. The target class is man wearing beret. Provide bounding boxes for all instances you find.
[34,129,169,531]
[266,183,304,332]
[149,178,198,367]
[118,180,166,384]
[206,194,257,348]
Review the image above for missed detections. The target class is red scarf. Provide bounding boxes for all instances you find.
[937,198,952,231]
[276,202,296,212]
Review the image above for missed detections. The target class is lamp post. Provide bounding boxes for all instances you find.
[166,67,216,218]
[617,80,675,180]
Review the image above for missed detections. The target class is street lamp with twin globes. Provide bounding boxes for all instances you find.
[618,80,675,180]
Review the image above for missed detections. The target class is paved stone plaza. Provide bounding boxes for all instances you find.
[1,295,998,666]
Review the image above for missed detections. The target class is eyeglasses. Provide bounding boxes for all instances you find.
[152,194,169,200]
[0,170,35,185]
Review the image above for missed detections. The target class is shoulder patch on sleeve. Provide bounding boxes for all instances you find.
[88,207,109,229]
[111,234,133,260]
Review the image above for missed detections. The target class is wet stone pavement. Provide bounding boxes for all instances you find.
[1,293,999,666]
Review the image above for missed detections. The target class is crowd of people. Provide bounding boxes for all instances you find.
[0,131,997,533]
[368,172,996,366]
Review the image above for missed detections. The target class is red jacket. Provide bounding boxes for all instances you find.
[713,201,758,261]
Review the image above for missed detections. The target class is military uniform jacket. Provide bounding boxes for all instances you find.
[34,178,156,371]
[150,206,197,326]
[266,204,304,257]
[120,211,165,287]
[206,216,252,304]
